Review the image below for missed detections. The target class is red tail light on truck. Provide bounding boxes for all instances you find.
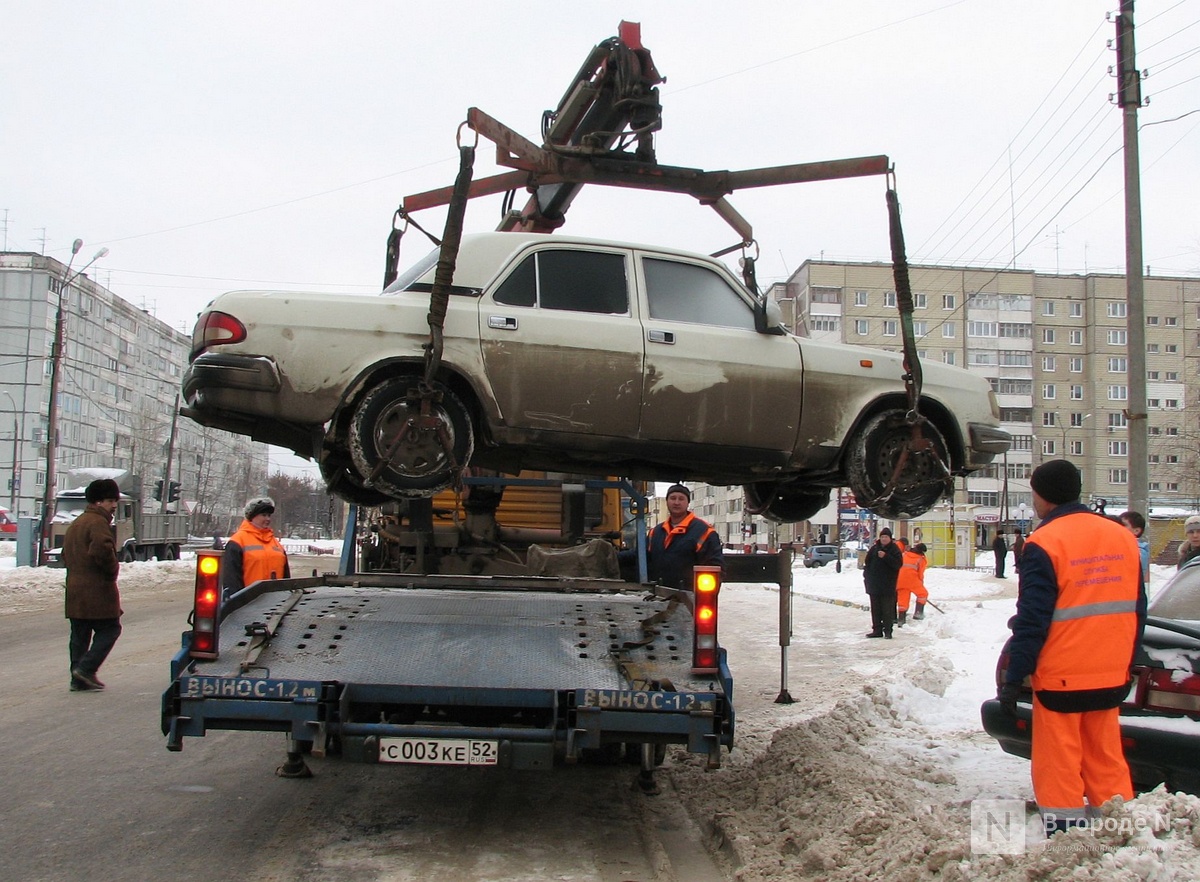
[190,550,223,659]
[692,565,722,673]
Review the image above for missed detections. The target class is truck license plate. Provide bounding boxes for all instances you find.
[378,737,498,766]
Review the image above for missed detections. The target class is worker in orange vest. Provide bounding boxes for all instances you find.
[998,460,1146,835]
[896,539,929,626]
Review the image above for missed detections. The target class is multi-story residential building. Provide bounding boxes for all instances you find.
[745,260,1199,548]
[0,251,266,532]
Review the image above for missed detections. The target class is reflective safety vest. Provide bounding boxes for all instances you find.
[1025,512,1140,693]
[897,550,926,594]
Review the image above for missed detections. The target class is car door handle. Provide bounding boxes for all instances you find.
[488,315,519,331]
[647,329,675,344]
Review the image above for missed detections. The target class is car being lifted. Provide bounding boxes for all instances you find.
[182,232,1007,521]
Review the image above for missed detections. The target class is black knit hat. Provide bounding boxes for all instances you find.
[85,478,121,503]
[1030,459,1082,506]
[665,483,691,500]
[879,527,893,537]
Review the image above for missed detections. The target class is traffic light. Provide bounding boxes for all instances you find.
[153,479,163,501]
[167,481,181,503]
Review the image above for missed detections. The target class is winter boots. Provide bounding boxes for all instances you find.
[913,603,926,621]
[897,609,908,626]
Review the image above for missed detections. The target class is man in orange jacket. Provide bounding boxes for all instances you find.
[998,460,1146,835]
[896,539,928,626]
[221,497,291,600]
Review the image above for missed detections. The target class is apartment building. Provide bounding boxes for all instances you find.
[0,251,266,530]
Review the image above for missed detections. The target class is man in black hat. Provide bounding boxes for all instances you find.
[626,483,723,591]
[863,526,902,638]
[62,478,123,691]
[999,459,1146,834]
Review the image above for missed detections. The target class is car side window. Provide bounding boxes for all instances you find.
[1148,567,1200,619]
[643,257,756,330]
[494,250,628,314]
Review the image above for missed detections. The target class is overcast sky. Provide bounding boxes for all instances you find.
[3,2,1198,477]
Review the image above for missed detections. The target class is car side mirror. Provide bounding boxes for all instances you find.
[755,296,786,335]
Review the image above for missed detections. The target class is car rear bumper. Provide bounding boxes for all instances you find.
[981,698,1200,795]
[968,423,1011,462]
[183,353,282,400]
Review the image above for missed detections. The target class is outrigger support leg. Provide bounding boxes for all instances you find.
[276,737,314,779]
[637,743,660,795]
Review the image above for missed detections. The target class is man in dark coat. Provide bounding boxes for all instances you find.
[993,531,1009,578]
[62,478,123,691]
[863,527,903,638]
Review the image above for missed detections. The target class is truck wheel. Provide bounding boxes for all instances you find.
[844,410,951,520]
[162,544,178,561]
[348,377,474,498]
[122,547,135,563]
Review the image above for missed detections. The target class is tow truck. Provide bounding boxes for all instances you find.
[162,21,932,785]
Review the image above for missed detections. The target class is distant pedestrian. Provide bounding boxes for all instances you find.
[221,497,290,600]
[1179,515,1200,571]
[992,531,1008,578]
[63,478,123,692]
[1012,531,1026,571]
[863,527,902,639]
[1118,511,1150,582]
[896,539,929,625]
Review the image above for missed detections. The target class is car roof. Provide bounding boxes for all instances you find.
[399,232,739,293]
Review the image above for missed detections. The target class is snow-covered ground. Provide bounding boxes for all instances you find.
[4,539,1199,879]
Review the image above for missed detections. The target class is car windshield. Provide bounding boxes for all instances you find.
[382,248,441,294]
[1148,561,1200,621]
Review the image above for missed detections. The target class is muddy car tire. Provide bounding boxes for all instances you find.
[319,452,392,506]
[844,410,950,520]
[743,481,830,523]
[348,377,474,498]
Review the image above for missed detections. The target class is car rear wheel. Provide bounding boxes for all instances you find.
[348,377,474,498]
[743,481,830,523]
[844,410,950,520]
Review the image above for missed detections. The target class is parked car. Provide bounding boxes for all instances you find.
[803,545,841,568]
[182,232,1008,519]
[981,557,1200,795]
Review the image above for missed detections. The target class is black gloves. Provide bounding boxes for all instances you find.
[998,683,1021,717]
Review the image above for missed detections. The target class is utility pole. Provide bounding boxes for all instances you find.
[1116,0,1148,517]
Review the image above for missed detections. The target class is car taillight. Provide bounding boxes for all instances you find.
[1142,667,1200,715]
[692,566,721,673]
[191,311,247,359]
[190,550,223,659]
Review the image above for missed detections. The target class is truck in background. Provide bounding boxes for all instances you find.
[48,467,191,563]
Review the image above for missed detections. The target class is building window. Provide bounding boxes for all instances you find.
[999,322,1031,338]
[995,378,1032,395]
[1042,440,1056,456]
[942,322,956,338]
[912,320,928,336]
[1167,371,1179,381]
[1166,344,1178,353]
[1108,412,1127,430]
[1042,355,1056,371]
[1000,408,1033,423]
[1147,315,1159,326]
[883,319,897,336]
[969,321,998,337]
[1108,385,1128,401]
[854,290,868,307]
[1042,301,1055,316]
[1107,330,1127,346]
[967,491,1000,507]
[1167,427,1180,436]
[1109,469,1128,484]
[1148,398,1160,408]
[1147,343,1159,353]
[970,350,997,365]
[1165,316,1178,326]
[1007,462,1033,480]
[1167,454,1179,464]
[999,351,1032,366]
[1150,482,1162,491]
[1108,357,1127,372]
[811,317,840,332]
[1066,357,1081,373]
[1149,454,1160,463]
[942,350,956,365]
[1069,330,1083,345]
[914,292,927,309]
[1107,302,1127,318]
[855,319,869,335]
[1070,385,1083,400]
[1109,440,1128,456]
[1166,399,1179,409]
[1042,413,1057,427]
[1043,384,1056,400]
[1168,482,1180,492]
[1041,328,1056,344]
[943,294,956,310]
[1070,302,1083,318]
[1147,370,1160,380]
[883,291,896,308]
[811,287,841,304]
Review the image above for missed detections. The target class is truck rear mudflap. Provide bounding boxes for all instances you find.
[162,578,733,771]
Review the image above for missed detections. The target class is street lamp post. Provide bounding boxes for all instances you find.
[0,389,18,512]
[38,240,109,564]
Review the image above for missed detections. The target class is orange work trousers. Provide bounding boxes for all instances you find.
[1030,694,1132,825]
[896,582,928,612]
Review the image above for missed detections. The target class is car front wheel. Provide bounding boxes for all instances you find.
[844,410,950,520]
[348,377,474,498]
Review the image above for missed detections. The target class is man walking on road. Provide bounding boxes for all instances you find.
[63,478,123,692]
[863,527,902,639]
[992,531,1008,578]
[998,459,1146,834]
